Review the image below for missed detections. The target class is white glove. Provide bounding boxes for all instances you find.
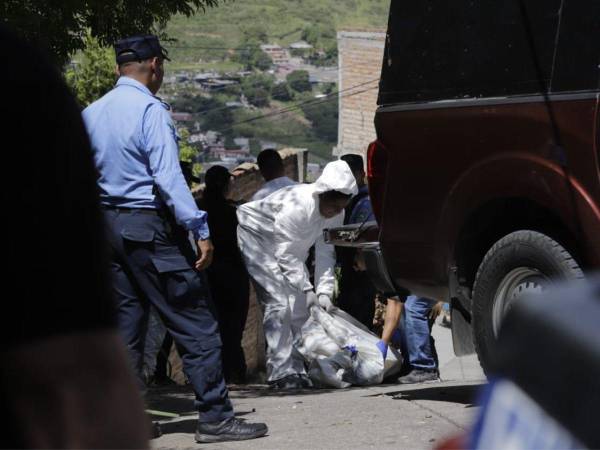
[306,291,319,308]
[318,294,334,312]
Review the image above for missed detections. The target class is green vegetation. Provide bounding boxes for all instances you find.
[164,0,390,72]
[226,95,338,161]
[286,70,311,93]
[2,0,222,66]
[232,28,273,71]
[241,73,275,107]
[66,34,116,107]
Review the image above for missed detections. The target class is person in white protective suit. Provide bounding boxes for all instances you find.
[237,160,358,389]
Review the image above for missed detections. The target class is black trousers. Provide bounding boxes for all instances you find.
[207,262,249,382]
[103,209,233,423]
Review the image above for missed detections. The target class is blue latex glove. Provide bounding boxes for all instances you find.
[343,345,358,357]
[376,340,388,360]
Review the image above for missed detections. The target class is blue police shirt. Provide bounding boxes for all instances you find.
[83,76,209,240]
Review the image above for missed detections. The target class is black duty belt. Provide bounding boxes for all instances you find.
[101,205,163,216]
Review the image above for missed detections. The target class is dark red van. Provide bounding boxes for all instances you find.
[326,0,600,372]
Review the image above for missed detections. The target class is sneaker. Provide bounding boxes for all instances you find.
[195,417,268,443]
[268,374,304,390]
[397,369,440,384]
[296,373,314,388]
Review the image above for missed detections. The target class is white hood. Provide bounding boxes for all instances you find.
[314,160,358,196]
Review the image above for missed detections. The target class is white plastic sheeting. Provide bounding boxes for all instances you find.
[296,306,402,387]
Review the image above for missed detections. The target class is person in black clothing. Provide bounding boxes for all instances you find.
[0,26,149,448]
[199,166,249,384]
[336,154,377,329]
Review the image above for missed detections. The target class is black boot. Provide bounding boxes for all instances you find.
[195,417,268,443]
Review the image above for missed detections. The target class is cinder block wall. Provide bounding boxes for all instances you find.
[335,30,386,159]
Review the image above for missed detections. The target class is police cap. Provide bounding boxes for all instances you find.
[114,34,171,64]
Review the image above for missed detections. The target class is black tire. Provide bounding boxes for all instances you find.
[472,230,583,375]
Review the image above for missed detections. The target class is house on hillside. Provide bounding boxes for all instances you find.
[308,67,338,85]
[234,138,250,152]
[290,40,312,50]
[171,112,193,123]
[193,72,239,92]
[333,30,385,158]
[209,147,250,161]
[260,44,290,66]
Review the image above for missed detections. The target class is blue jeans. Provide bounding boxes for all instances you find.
[398,296,439,371]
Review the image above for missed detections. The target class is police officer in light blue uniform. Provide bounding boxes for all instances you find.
[83,35,267,444]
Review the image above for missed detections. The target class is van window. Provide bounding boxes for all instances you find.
[378,0,598,106]
[550,1,600,92]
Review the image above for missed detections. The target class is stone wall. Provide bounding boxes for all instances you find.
[334,30,386,159]
[228,147,307,202]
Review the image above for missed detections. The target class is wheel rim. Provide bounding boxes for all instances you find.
[492,267,547,336]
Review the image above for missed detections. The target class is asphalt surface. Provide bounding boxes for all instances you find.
[150,320,486,450]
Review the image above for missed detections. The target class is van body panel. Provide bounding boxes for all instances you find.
[375,98,600,299]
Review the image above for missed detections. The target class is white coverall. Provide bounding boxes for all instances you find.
[237,160,358,382]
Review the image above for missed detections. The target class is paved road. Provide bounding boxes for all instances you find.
[150,321,486,449]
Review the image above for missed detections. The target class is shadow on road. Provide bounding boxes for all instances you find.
[146,384,342,416]
[390,383,485,407]
[362,382,485,407]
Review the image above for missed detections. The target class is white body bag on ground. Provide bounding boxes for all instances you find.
[295,306,402,388]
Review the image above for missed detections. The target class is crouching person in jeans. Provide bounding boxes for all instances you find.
[376,296,441,384]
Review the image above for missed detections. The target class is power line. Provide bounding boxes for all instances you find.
[215,83,379,134]
[174,77,379,119]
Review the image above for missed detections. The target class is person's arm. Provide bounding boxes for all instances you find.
[142,103,212,269]
[381,297,404,345]
[2,330,149,449]
[376,297,404,360]
[273,205,313,294]
[314,214,343,300]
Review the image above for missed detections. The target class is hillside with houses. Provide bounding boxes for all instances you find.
[157,0,390,181]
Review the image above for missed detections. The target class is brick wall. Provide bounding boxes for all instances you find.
[192,147,308,202]
[334,30,386,159]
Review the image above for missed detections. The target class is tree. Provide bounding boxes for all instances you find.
[2,0,220,65]
[224,135,240,150]
[240,74,274,107]
[178,128,198,163]
[287,70,312,93]
[240,25,269,44]
[301,98,338,142]
[234,41,272,71]
[203,104,234,131]
[253,50,273,71]
[65,34,116,107]
[233,24,271,71]
[272,82,293,102]
[241,73,274,92]
[244,87,270,108]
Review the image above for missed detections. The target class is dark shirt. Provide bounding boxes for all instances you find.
[198,196,245,270]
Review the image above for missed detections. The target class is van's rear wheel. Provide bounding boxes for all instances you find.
[472,230,583,374]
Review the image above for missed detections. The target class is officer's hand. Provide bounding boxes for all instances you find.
[195,239,214,271]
